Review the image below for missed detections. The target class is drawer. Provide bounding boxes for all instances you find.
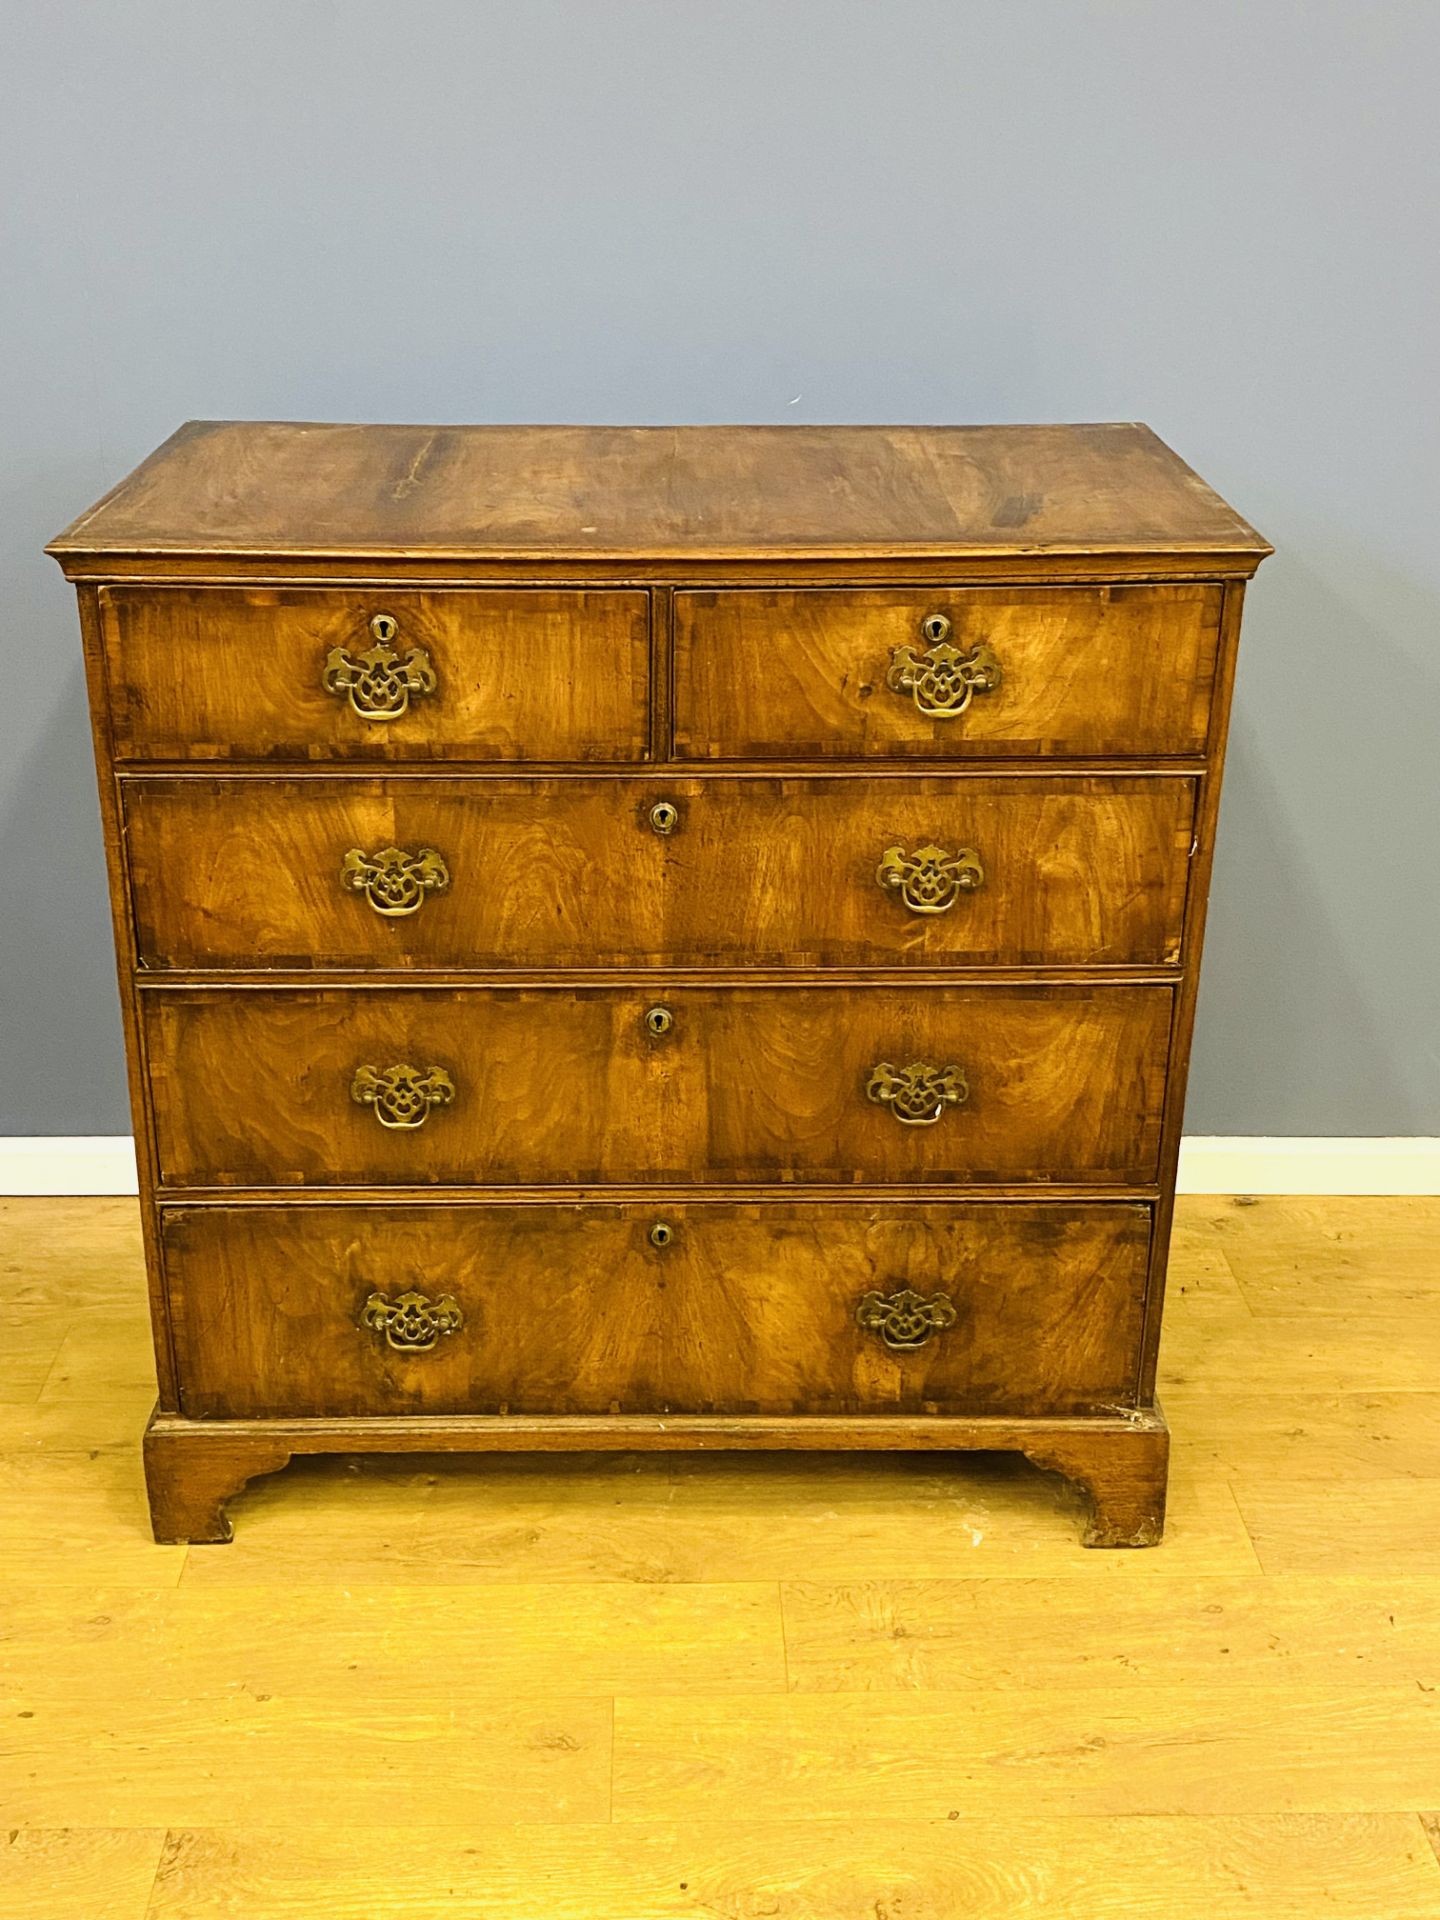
[161,1200,1154,1419]
[673,584,1222,760]
[98,586,651,762]
[143,984,1172,1187]
[123,774,1196,971]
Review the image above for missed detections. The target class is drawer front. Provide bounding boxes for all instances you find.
[674,584,1222,760]
[100,587,651,762]
[144,984,1171,1187]
[124,774,1195,971]
[162,1200,1153,1419]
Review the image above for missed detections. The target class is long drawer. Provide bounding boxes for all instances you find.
[160,1200,1154,1419]
[123,774,1196,970]
[98,586,652,762]
[143,984,1172,1187]
[674,584,1222,759]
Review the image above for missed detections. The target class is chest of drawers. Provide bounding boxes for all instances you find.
[50,422,1268,1546]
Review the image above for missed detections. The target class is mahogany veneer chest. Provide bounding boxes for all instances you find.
[50,422,1269,1545]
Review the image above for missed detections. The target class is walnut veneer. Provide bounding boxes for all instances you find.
[50,421,1269,1546]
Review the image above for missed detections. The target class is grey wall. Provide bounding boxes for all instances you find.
[3,0,1437,1136]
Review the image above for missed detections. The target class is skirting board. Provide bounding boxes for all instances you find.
[0,1135,1437,1198]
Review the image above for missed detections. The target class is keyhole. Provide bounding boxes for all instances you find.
[649,1221,674,1248]
[649,800,679,836]
[370,613,398,642]
[645,1005,673,1037]
[921,612,951,644]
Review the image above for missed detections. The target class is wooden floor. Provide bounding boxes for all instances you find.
[3,1195,1440,1918]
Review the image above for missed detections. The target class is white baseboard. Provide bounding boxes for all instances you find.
[1175,1136,1440,1196]
[0,1135,1436,1198]
[0,1136,139,1196]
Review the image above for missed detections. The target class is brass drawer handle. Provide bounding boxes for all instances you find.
[876,841,984,914]
[857,1286,957,1351]
[351,1063,455,1130]
[322,613,437,721]
[341,845,450,917]
[866,1059,968,1126]
[887,613,1001,720]
[361,1288,464,1353]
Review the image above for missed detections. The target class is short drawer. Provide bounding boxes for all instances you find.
[99,586,651,762]
[143,983,1172,1188]
[161,1200,1153,1419]
[123,773,1196,971]
[673,584,1222,760]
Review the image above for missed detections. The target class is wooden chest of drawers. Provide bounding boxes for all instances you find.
[50,422,1268,1546]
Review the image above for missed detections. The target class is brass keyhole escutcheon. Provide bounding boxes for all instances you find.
[649,800,679,836]
[645,1005,674,1037]
[886,617,1000,721]
[649,1221,674,1248]
[321,614,436,721]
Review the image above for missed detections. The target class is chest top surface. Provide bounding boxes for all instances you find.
[48,421,1269,571]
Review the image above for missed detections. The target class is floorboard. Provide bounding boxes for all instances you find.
[0,1194,1438,1917]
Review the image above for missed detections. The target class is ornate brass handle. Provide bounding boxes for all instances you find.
[876,842,984,914]
[322,613,437,721]
[857,1286,957,1350]
[341,845,450,917]
[887,612,1001,720]
[360,1288,464,1353]
[866,1059,969,1125]
[351,1063,455,1130]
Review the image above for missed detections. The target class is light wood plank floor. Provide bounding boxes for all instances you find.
[3,1193,1440,1918]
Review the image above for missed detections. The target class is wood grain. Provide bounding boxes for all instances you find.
[11,1194,1440,1920]
[49,421,1271,571]
[34,1311,157,1402]
[122,772,1197,970]
[1202,1197,1440,1312]
[175,1451,1254,1588]
[100,586,651,763]
[0,1451,186,1588]
[1,1322,68,1404]
[137,1817,1440,1920]
[0,1387,159,1454]
[1168,1391,1440,1481]
[780,1573,1440,1692]
[136,1409,1171,1548]
[0,1583,786,1703]
[0,1831,165,1920]
[74,588,181,1408]
[158,1201,1152,1420]
[610,1685,1440,1820]
[0,1196,147,1314]
[1234,1480,1440,1577]
[0,1691,611,1827]
[142,984,1173,1188]
[52,422,1269,1545]
[675,584,1221,759]
[1162,1313,1440,1393]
